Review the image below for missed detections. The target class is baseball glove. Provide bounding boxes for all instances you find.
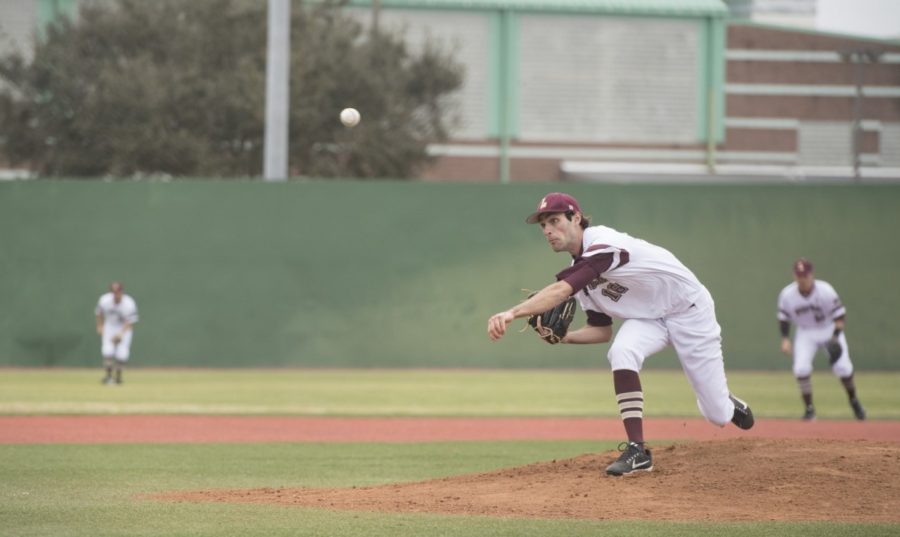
[527,297,577,344]
[826,339,843,365]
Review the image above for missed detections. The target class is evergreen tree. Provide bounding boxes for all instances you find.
[0,0,462,178]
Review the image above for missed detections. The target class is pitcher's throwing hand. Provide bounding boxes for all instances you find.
[487,310,514,341]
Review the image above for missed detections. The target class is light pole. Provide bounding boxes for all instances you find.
[372,0,381,35]
[263,0,291,181]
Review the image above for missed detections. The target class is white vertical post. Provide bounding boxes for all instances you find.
[851,57,863,182]
[841,48,883,184]
[498,9,510,184]
[263,0,290,181]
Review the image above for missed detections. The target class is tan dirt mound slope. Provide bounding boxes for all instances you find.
[158,438,900,522]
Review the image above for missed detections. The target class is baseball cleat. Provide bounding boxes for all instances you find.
[802,405,816,421]
[605,441,653,476]
[729,394,755,430]
[850,399,866,421]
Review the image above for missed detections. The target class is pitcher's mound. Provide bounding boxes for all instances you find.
[158,438,900,522]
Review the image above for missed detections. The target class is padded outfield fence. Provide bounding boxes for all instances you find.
[1,180,898,369]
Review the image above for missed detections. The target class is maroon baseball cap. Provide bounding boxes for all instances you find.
[525,192,582,224]
[793,258,814,276]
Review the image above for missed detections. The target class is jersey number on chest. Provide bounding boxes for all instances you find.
[585,278,630,302]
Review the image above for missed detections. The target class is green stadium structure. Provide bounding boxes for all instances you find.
[2,181,898,369]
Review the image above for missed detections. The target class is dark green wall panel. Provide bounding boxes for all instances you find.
[2,181,898,369]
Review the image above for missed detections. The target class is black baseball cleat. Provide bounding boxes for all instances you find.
[605,441,653,476]
[850,398,866,421]
[802,405,816,421]
[729,394,754,430]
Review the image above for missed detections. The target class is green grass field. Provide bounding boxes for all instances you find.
[2,368,898,536]
[2,368,899,418]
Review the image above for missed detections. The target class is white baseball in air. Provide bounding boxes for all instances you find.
[340,107,361,127]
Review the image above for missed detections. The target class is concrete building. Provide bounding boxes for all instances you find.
[347,0,900,182]
[346,0,730,182]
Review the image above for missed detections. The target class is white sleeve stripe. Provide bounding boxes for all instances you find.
[584,244,617,254]
[609,250,622,271]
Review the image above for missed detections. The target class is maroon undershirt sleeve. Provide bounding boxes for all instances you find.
[586,310,613,327]
[555,253,616,293]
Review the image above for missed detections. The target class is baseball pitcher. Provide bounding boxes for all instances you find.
[487,192,754,476]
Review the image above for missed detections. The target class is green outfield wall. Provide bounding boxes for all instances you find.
[1,181,898,370]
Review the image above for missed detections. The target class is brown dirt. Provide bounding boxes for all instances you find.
[6,416,899,522]
[5,415,900,444]
[155,438,900,523]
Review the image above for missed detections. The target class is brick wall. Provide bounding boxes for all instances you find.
[423,23,900,181]
[722,24,900,167]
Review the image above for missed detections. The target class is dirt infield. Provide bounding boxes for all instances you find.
[4,415,900,443]
[6,416,900,523]
[157,438,900,523]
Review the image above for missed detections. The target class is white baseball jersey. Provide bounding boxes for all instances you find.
[557,225,705,320]
[553,225,735,426]
[777,280,845,329]
[95,293,139,331]
[777,280,852,377]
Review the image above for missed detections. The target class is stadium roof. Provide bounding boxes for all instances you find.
[346,0,728,17]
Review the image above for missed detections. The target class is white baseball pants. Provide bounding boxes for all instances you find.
[792,325,853,378]
[606,288,735,427]
[101,330,133,361]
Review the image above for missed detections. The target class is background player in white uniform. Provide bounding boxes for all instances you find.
[777,258,865,421]
[487,193,754,476]
[95,281,139,385]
